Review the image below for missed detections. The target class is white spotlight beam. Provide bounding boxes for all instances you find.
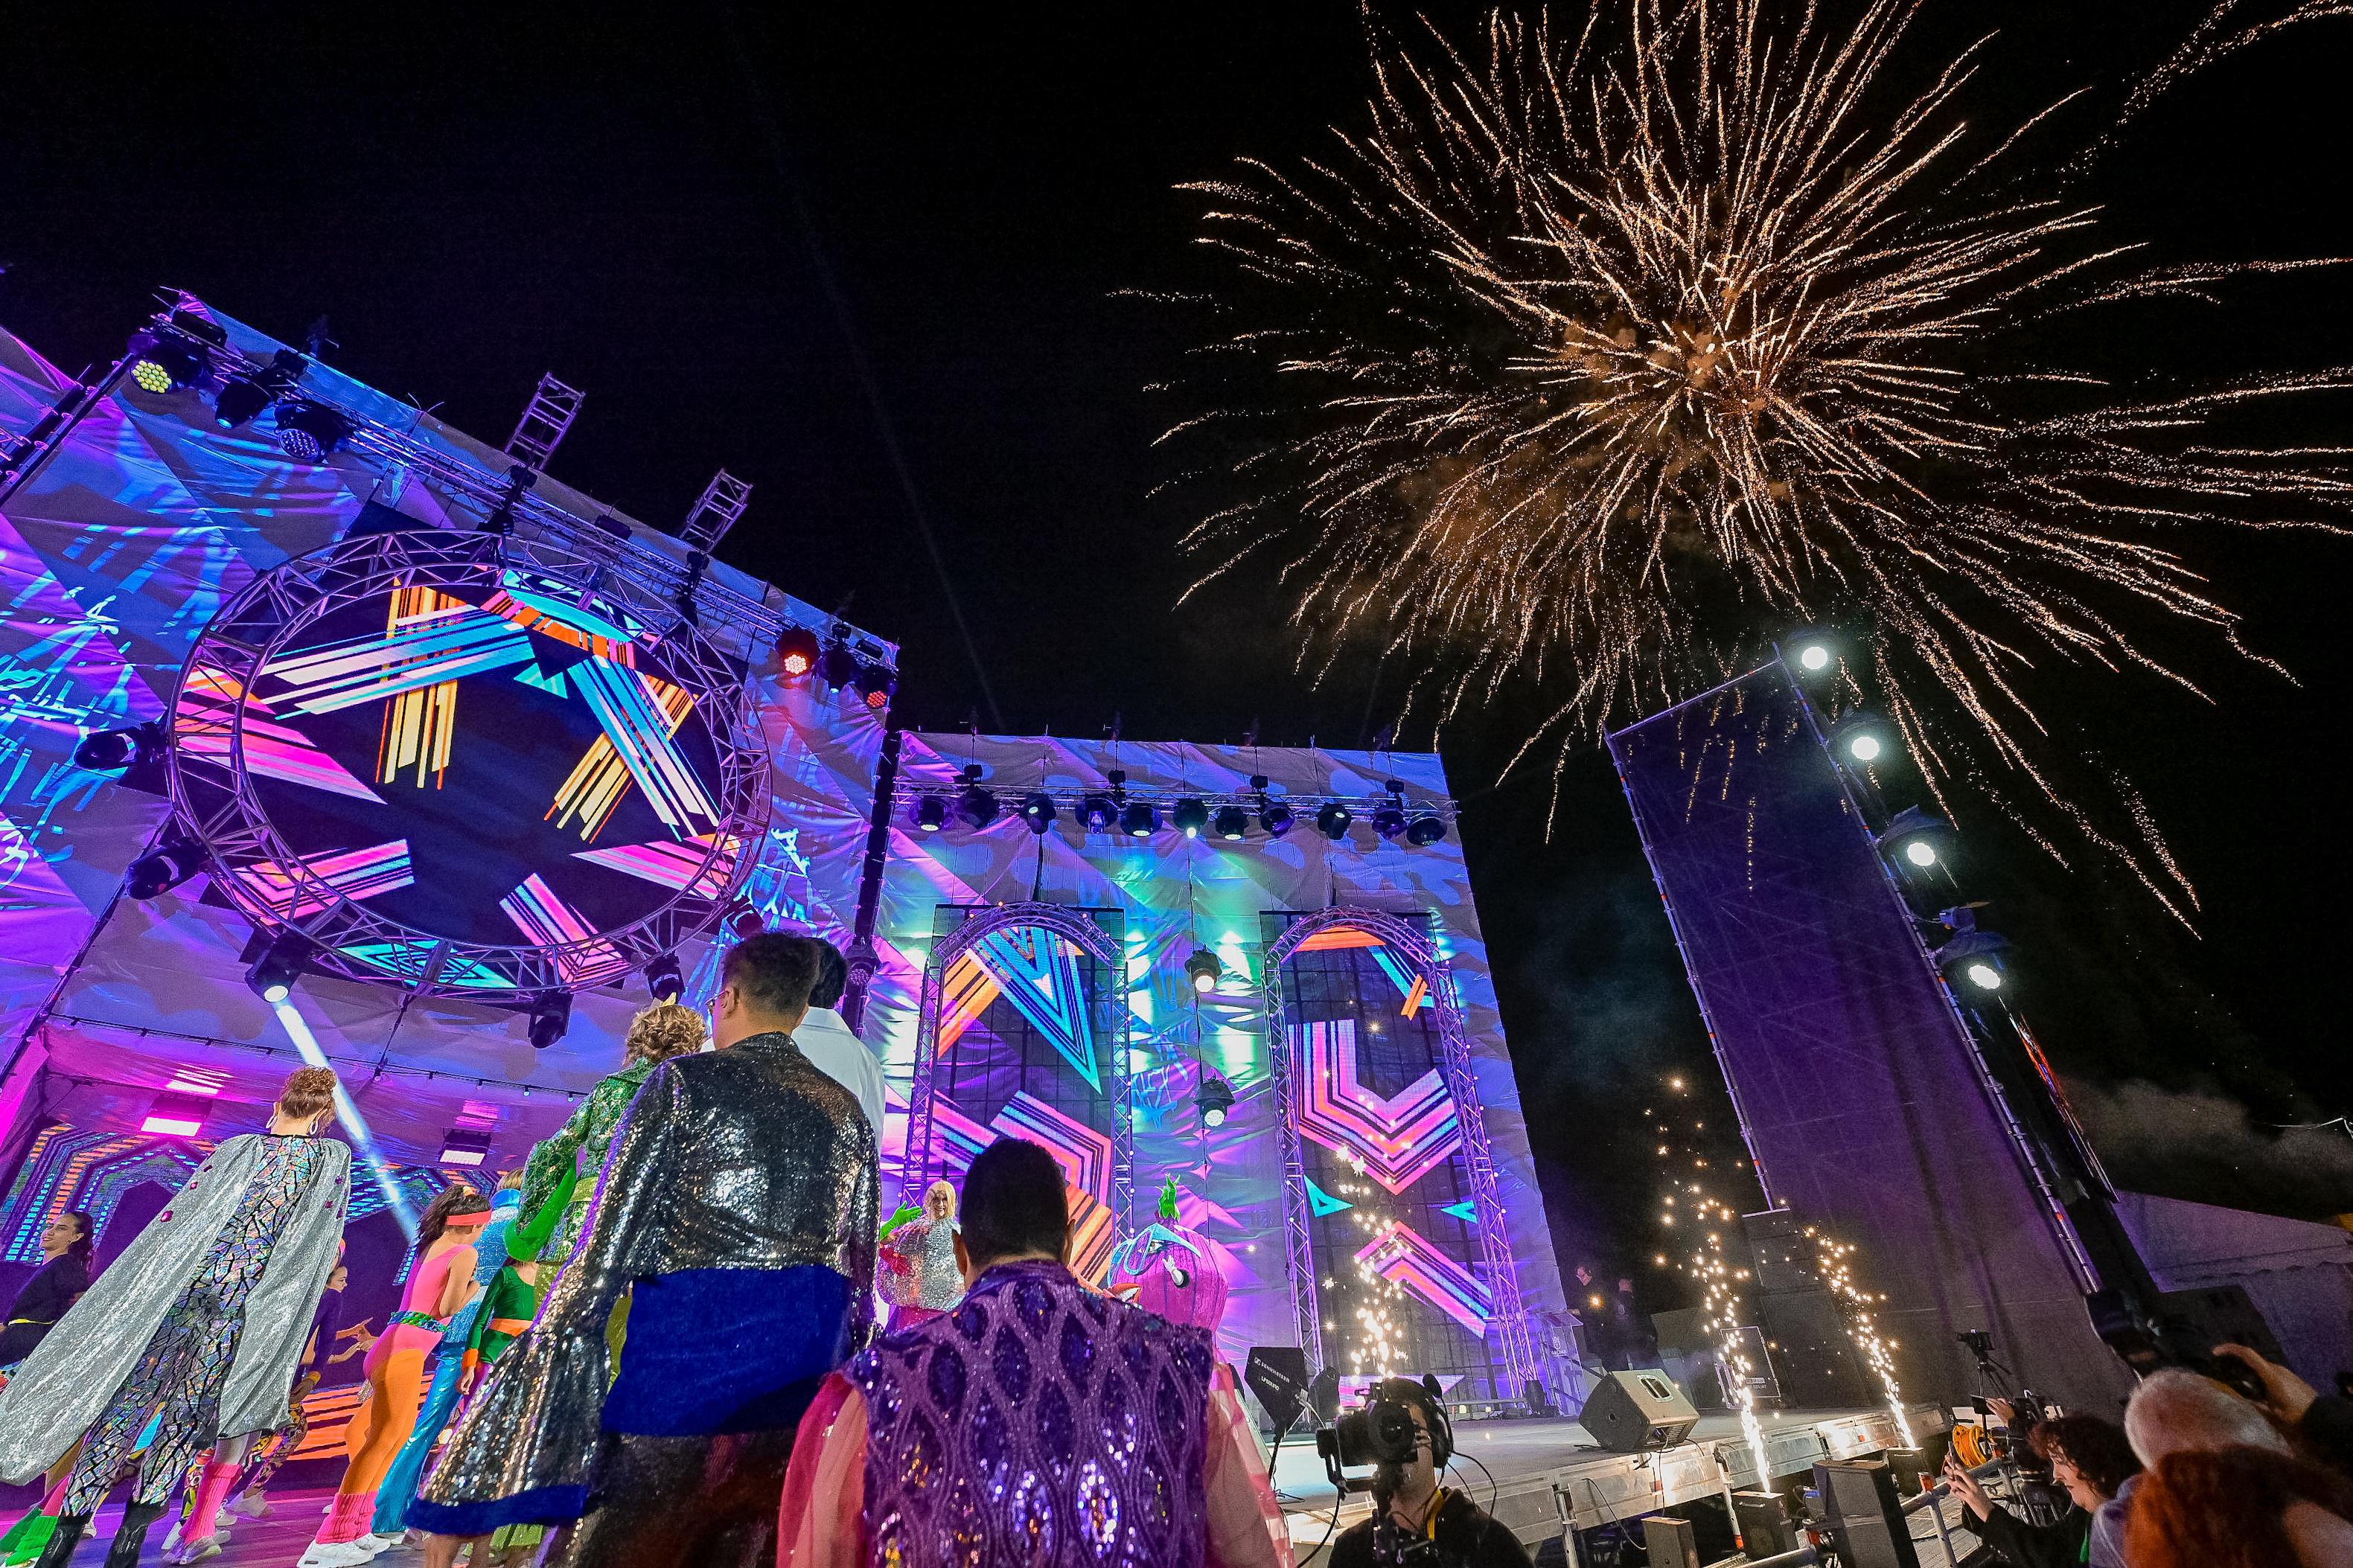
[270,996,419,1238]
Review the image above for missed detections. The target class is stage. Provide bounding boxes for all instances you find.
[1268,1403,1952,1559]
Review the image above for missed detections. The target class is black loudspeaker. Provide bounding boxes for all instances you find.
[1641,1515,1701,1568]
[1245,1347,1310,1435]
[1576,1369,1700,1453]
[1733,1491,1798,1558]
[1814,1459,1921,1568]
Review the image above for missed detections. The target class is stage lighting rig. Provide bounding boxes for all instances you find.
[727,902,767,939]
[124,837,205,900]
[1371,781,1408,841]
[73,720,163,775]
[1213,805,1248,842]
[1315,802,1353,841]
[855,655,898,710]
[1173,797,1209,839]
[1019,792,1057,833]
[528,992,574,1049]
[211,349,306,430]
[1184,947,1224,993]
[1931,916,2011,998]
[1784,627,1840,676]
[126,332,208,395]
[1121,800,1160,839]
[1079,793,1118,831]
[913,795,948,833]
[956,766,1000,829]
[645,953,684,1002]
[1197,1074,1236,1129]
[817,636,861,689]
[272,400,351,462]
[1405,813,1447,846]
[1254,776,1296,839]
[1877,807,1953,874]
[243,932,314,1004]
[1829,713,1893,767]
[774,624,821,681]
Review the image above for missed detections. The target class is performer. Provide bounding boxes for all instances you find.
[412,932,879,1568]
[777,1138,1293,1568]
[517,1001,706,1270]
[219,1258,365,1523]
[298,1183,487,1567]
[875,1180,961,1330]
[0,1213,92,1369]
[1107,1177,1230,1331]
[0,1066,351,1568]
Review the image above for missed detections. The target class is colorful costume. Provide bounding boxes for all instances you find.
[0,1133,348,1551]
[776,1258,1292,1568]
[519,1059,657,1267]
[876,1209,962,1331]
[412,1031,879,1568]
[1106,1179,1230,1334]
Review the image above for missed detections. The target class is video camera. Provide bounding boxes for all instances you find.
[1315,1376,1455,1494]
[2087,1287,2272,1402]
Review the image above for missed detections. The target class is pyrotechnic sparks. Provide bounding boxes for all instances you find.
[1166,0,2353,918]
[1804,1224,1915,1449]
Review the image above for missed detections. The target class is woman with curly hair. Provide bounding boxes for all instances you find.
[2124,1445,2353,1567]
[517,1002,707,1273]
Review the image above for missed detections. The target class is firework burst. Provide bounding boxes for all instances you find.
[1166,0,2353,918]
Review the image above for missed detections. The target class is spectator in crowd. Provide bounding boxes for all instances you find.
[2212,1343,2353,1478]
[2121,1367,2353,1567]
[1944,1415,2139,1568]
[785,938,884,1139]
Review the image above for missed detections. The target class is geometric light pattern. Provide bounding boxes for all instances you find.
[938,927,1099,1089]
[556,659,715,840]
[928,1091,1118,1281]
[1297,1018,1462,1194]
[570,831,741,898]
[497,873,628,986]
[1356,1220,1494,1337]
[175,670,384,804]
[233,838,414,919]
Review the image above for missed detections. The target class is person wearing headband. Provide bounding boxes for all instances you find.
[0,1066,351,1568]
[299,1184,490,1566]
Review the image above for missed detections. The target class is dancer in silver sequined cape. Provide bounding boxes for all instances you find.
[412,932,878,1568]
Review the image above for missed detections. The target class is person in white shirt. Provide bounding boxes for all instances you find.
[790,939,887,1140]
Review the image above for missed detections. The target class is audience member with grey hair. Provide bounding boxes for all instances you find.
[2124,1367,2292,1466]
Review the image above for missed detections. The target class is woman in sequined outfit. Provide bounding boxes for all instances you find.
[518,1002,707,1274]
[877,1180,962,1330]
[0,1066,351,1568]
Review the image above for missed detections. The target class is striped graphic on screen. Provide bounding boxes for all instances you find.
[497,873,628,984]
[232,839,414,918]
[1357,1222,1493,1337]
[376,586,472,788]
[259,607,535,714]
[1298,1019,1461,1193]
[571,832,740,897]
[177,670,384,803]
[549,662,715,840]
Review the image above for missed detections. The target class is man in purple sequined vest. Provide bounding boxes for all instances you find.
[776,1139,1293,1568]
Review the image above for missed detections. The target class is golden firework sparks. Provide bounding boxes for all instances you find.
[1167,1,2353,921]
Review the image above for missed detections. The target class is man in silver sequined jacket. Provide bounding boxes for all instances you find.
[411,933,879,1568]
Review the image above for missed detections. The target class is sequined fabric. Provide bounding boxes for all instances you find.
[412,1033,878,1536]
[520,1059,656,1266]
[881,1219,964,1311]
[850,1259,1215,1568]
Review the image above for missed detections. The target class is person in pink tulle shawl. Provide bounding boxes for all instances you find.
[780,1144,1292,1568]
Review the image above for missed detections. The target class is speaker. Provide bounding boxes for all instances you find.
[1641,1514,1701,1568]
[1244,1347,1310,1436]
[1813,1459,1920,1568]
[1575,1369,1699,1453]
[1732,1491,1798,1558]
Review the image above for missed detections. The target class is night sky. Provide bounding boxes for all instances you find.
[8,3,2353,1307]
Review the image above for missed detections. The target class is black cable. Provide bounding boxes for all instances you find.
[1455,1448,1502,1520]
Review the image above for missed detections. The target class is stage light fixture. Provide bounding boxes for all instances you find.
[1197,1074,1236,1129]
[817,638,861,688]
[1931,921,2009,999]
[1405,813,1448,846]
[1905,840,1938,867]
[127,332,208,395]
[1260,799,1295,837]
[213,377,276,429]
[645,953,684,1002]
[774,625,821,681]
[1020,792,1058,833]
[957,782,1001,829]
[141,1092,212,1139]
[1121,800,1160,839]
[438,1128,494,1168]
[913,795,948,833]
[1848,732,1881,761]
[1315,803,1353,841]
[1964,961,2003,991]
[74,720,164,775]
[727,904,767,939]
[855,658,898,708]
[243,932,312,1005]
[1371,784,1408,840]
[1184,947,1223,993]
[1797,643,1832,671]
[1875,806,1951,877]
[1830,714,1893,768]
[1079,793,1118,831]
[272,400,351,462]
[1173,797,1209,839]
[1214,805,1248,841]
[528,992,573,1050]
[124,838,205,900]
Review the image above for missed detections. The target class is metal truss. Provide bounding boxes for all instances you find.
[680,470,753,554]
[901,902,1134,1254]
[168,528,769,999]
[890,778,1460,830]
[505,373,586,471]
[1263,906,1540,1394]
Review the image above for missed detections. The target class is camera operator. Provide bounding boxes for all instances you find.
[1328,1380,1529,1568]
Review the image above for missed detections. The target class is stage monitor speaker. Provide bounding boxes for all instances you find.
[1641,1514,1700,1568]
[1814,1459,1921,1568]
[1575,1369,1699,1453]
[1244,1347,1310,1435]
[1732,1491,1797,1558]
